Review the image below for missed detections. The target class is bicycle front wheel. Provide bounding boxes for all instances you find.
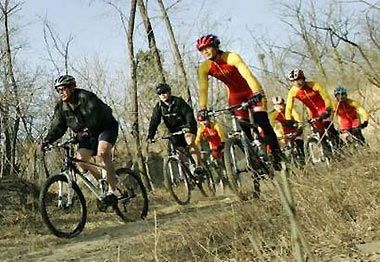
[114,168,149,222]
[39,174,87,238]
[224,137,253,200]
[198,166,216,197]
[164,157,191,205]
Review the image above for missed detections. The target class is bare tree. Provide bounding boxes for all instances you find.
[137,0,166,84]
[156,0,192,104]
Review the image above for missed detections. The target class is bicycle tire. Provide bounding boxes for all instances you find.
[39,174,87,238]
[224,137,256,200]
[305,137,330,166]
[197,166,216,197]
[163,157,191,205]
[114,168,149,222]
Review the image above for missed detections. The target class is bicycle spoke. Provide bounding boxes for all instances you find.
[40,175,86,238]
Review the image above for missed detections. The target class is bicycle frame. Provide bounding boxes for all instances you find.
[47,139,108,202]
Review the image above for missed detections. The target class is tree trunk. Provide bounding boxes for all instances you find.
[0,0,22,176]
[137,0,166,84]
[127,0,152,191]
[156,0,192,105]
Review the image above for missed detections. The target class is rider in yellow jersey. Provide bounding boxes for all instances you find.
[285,68,342,150]
[269,96,305,159]
[333,86,369,144]
[195,112,226,161]
[196,34,282,170]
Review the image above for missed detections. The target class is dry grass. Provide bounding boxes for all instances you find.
[1,143,379,261]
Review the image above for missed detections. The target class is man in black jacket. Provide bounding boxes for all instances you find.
[147,83,204,174]
[42,75,119,205]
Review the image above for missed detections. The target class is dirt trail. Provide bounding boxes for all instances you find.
[2,193,235,262]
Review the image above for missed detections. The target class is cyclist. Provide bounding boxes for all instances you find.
[195,112,226,161]
[269,96,305,159]
[196,34,282,170]
[285,68,342,154]
[333,86,369,144]
[41,75,119,205]
[147,83,204,175]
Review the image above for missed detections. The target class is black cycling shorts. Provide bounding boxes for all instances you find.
[79,121,119,154]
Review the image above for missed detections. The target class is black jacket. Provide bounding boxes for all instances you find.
[148,96,197,139]
[44,88,117,144]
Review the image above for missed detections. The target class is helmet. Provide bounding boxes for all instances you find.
[287,69,305,81]
[196,34,220,51]
[54,75,76,88]
[334,85,347,96]
[196,112,208,122]
[156,83,171,94]
[271,96,285,105]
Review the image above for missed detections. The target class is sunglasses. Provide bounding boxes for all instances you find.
[157,91,168,95]
[56,85,69,93]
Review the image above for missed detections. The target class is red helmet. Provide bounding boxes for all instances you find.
[271,96,285,105]
[288,68,305,81]
[196,34,220,51]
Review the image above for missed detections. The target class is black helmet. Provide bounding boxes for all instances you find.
[54,75,76,88]
[156,83,171,94]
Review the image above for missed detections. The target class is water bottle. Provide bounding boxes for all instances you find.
[83,171,98,187]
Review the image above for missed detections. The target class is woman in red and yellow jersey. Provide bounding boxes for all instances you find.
[196,34,282,170]
[333,86,368,143]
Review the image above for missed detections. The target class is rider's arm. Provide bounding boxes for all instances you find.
[227,52,263,94]
[147,102,162,139]
[291,108,302,122]
[179,97,197,130]
[44,103,68,144]
[350,99,369,122]
[195,125,205,146]
[285,87,297,120]
[214,123,227,142]
[199,62,211,110]
[313,82,332,109]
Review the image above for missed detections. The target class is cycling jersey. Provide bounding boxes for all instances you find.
[269,107,301,136]
[285,81,332,120]
[148,96,197,140]
[44,88,118,144]
[195,122,226,160]
[199,51,264,119]
[334,98,369,130]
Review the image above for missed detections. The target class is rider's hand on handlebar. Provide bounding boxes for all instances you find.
[320,107,332,120]
[76,128,89,142]
[248,93,263,105]
[284,119,297,128]
[360,121,368,129]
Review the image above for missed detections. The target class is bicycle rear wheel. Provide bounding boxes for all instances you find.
[114,168,149,222]
[164,157,191,205]
[224,137,259,200]
[39,174,87,238]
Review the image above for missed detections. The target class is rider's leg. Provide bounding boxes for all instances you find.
[294,138,305,158]
[324,121,344,149]
[76,148,102,180]
[98,140,118,193]
[185,132,202,166]
[253,111,282,170]
[350,128,366,144]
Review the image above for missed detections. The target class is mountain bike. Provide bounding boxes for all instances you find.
[303,117,335,166]
[155,130,216,205]
[206,98,275,200]
[279,132,305,169]
[339,126,368,154]
[39,136,149,238]
[200,147,229,194]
